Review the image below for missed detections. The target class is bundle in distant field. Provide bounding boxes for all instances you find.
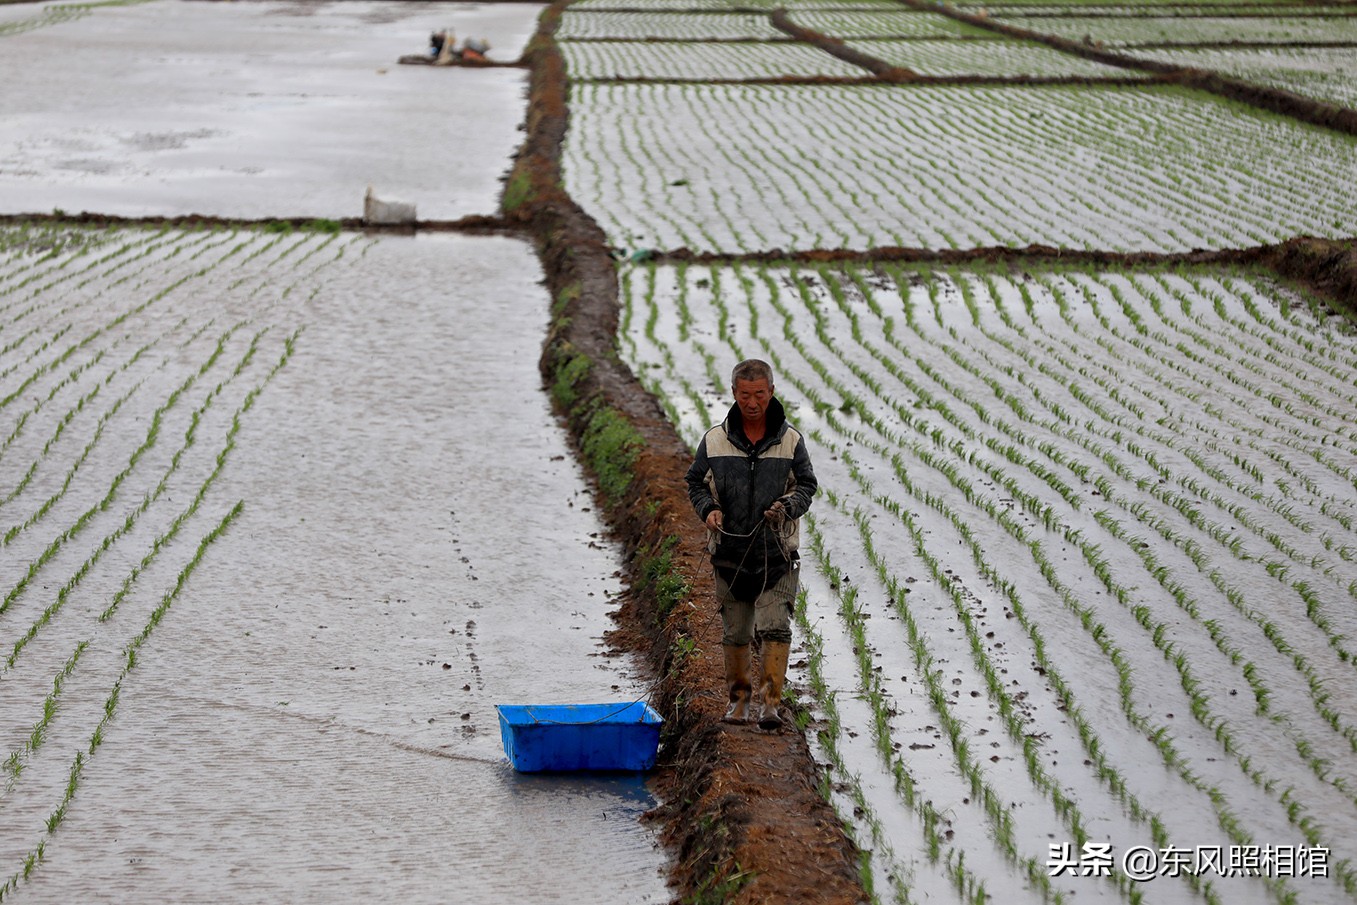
[497,702,663,771]
[363,185,416,225]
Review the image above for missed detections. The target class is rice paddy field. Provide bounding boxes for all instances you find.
[558,1,1357,903]
[0,220,670,904]
[623,260,1357,904]
[0,3,673,902]
[1134,46,1357,110]
[3,0,1357,901]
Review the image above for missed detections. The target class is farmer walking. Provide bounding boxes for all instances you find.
[686,359,818,730]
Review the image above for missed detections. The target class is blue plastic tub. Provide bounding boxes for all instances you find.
[496,702,663,772]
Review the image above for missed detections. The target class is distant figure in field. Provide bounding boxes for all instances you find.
[686,359,818,730]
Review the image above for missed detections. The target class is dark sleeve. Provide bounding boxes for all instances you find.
[686,436,719,522]
[780,434,817,520]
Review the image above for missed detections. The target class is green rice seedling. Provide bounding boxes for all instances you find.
[791,574,915,905]
[0,502,249,900]
[822,466,1107,901]
[1,340,217,611]
[832,408,1313,897]
[806,519,992,897]
[627,259,1357,898]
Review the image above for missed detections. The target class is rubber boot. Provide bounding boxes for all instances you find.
[721,644,753,724]
[757,640,791,730]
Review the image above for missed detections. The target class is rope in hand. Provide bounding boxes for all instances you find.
[707,501,798,609]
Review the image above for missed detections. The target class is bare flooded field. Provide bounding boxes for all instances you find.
[0,0,537,219]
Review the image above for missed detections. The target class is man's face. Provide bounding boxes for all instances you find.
[733,377,773,423]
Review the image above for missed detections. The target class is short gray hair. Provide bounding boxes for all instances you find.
[731,359,774,387]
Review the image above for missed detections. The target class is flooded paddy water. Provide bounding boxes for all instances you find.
[0,0,539,219]
[0,225,669,903]
[0,0,671,900]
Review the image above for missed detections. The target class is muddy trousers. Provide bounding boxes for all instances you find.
[715,560,798,647]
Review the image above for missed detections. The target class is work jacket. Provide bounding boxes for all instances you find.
[685,397,817,572]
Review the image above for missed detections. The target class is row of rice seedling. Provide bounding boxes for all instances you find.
[787,9,998,38]
[969,5,1351,16]
[626,267,1113,901]
[570,0,901,8]
[0,229,281,484]
[0,500,244,902]
[997,13,1357,46]
[875,270,1357,790]
[1,326,264,674]
[1000,281,1357,575]
[0,230,229,396]
[0,0,151,39]
[0,224,102,262]
[95,329,301,627]
[559,39,865,79]
[1131,46,1357,111]
[784,265,1357,886]
[0,226,115,308]
[852,276,1340,890]
[1,226,229,339]
[563,83,1357,254]
[557,11,789,40]
[0,226,175,327]
[0,232,243,489]
[620,261,1357,903]
[617,268,1070,902]
[844,38,1142,77]
[960,0,1323,9]
[645,266,1220,903]
[0,228,341,629]
[1,230,167,388]
[568,0,739,8]
[0,226,353,897]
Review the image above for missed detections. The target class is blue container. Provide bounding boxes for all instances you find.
[496,702,663,772]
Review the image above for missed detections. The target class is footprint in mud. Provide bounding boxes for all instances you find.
[449,510,478,581]
[465,619,484,690]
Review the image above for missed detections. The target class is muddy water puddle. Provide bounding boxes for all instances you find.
[0,0,542,218]
[0,230,669,902]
